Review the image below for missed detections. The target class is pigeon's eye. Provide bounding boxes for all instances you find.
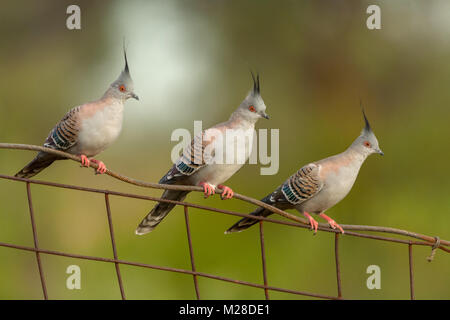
[363,141,371,148]
[248,105,256,112]
[119,85,126,92]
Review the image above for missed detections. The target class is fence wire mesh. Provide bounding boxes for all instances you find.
[0,143,449,300]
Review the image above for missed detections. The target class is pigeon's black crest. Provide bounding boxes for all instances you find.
[251,71,260,95]
[123,40,130,75]
[360,100,372,133]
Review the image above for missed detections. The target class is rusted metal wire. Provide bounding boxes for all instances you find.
[408,243,415,300]
[105,194,126,300]
[25,182,48,300]
[335,233,342,299]
[184,206,200,300]
[0,143,449,299]
[259,221,269,300]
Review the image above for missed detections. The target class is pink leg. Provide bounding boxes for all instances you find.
[90,159,107,174]
[303,212,319,234]
[218,184,234,200]
[319,213,345,234]
[199,182,215,198]
[80,155,90,167]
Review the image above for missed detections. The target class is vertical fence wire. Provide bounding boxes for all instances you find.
[259,221,270,300]
[104,194,126,300]
[334,233,342,299]
[408,243,415,300]
[25,182,48,300]
[184,206,200,300]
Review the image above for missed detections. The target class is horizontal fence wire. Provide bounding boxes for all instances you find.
[0,143,449,300]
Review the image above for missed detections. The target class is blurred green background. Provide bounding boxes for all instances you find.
[0,0,449,300]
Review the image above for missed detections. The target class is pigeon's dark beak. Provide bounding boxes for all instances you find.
[261,112,270,120]
[377,149,384,156]
[131,92,139,101]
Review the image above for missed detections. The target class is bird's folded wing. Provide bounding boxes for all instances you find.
[280,163,323,205]
[159,129,217,184]
[44,106,81,151]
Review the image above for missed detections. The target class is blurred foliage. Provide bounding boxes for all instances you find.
[0,0,449,299]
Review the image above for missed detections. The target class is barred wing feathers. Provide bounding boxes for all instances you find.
[159,130,217,185]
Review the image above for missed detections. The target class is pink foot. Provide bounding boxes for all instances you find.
[218,184,234,200]
[199,182,215,198]
[90,159,107,174]
[303,212,319,234]
[319,213,344,234]
[80,155,90,167]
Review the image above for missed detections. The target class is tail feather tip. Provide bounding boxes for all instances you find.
[224,227,243,234]
[135,226,153,235]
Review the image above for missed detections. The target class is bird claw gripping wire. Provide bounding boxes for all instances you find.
[427,236,440,262]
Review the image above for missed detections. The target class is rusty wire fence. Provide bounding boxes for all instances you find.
[0,143,449,300]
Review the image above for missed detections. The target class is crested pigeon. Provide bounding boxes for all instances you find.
[15,48,139,178]
[225,109,383,234]
[135,74,269,235]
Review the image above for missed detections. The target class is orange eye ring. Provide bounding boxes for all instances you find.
[248,105,256,112]
[363,141,371,148]
[119,85,126,92]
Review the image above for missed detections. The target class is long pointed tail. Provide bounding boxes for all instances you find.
[135,189,190,235]
[225,206,273,234]
[15,152,58,179]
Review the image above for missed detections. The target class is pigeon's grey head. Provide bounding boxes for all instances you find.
[237,72,269,121]
[352,108,383,156]
[109,47,139,101]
